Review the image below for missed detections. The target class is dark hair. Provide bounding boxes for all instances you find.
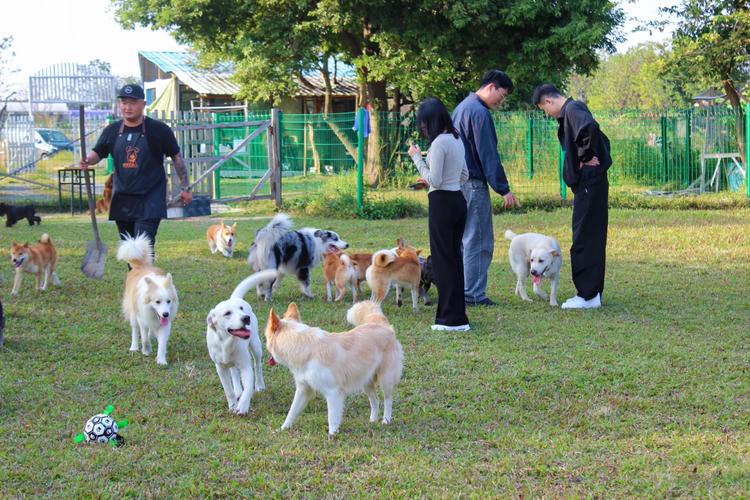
[532,84,563,105]
[480,70,514,94]
[416,97,459,144]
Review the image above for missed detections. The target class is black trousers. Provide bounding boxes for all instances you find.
[116,219,161,248]
[428,190,469,326]
[571,181,608,300]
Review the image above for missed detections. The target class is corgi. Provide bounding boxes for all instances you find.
[366,239,421,311]
[265,300,403,435]
[117,234,179,366]
[95,174,113,214]
[10,234,61,295]
[207,221,237,258]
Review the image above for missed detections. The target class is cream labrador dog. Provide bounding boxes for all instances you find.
[505,230,562,306]
[206,269,277,415]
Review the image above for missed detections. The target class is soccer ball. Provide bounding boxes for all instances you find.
[83,414,119,444]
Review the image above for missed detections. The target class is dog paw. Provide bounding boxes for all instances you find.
[156,359,168,366]
[522,297,533,302]
[255,383,266,392]
[129,346,139,352]
[381,417,391,425]
[550,301,559,307]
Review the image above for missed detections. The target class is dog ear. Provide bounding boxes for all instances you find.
[206,309,217,331]
[268,309,281,333]
[550,249,560,257]
[397,238,404,248]
[416,248,422,255]
[284,302,300,321]
[314,229,325,238]
[220,220,226,229]
[231,222,237,230]
[164,273,173,288]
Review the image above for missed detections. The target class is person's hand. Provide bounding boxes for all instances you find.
[408,144,421,157]
[79,158,90,170]
[503,191,521,209]
[180,190,193,205]
[580,156,600,168]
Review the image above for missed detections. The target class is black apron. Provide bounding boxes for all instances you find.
[109,119,167,221]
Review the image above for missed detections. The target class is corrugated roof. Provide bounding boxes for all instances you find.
[139,51,358,98]
[139,51,240,95]
[296,75,359,97]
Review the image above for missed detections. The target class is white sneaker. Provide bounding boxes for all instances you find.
[431,324,471,332]
[561,294,601,309]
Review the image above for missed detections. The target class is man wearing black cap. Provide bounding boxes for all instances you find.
[80,84,192,249]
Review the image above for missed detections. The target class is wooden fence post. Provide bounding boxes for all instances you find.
[270,108,282,208]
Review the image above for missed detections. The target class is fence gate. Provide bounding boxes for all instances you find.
[160,108,281,207]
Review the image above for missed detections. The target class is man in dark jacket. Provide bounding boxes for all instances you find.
[533,84,611,309]
[453,70,521,307]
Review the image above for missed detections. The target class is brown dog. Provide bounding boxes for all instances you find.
[366,239,421,311]
[324,250,373,302]
[95,174,113,214]
[207,221,237,258]
[10,234,61,295]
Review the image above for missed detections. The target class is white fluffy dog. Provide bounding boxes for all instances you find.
[117,234,178,365]
[206,269,277,415]
[505,230,563,306]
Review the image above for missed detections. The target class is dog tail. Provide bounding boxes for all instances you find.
[373,249,396,267]
[230,269,279,300]
[504,229,517,241]
[116,233,153,268]
[39,233,51,244]
[249,213,293,268]
[347,300,390,327]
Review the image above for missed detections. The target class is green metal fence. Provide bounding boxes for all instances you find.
[161,104,750,203]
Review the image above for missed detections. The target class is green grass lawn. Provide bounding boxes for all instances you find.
[1,209,749,496]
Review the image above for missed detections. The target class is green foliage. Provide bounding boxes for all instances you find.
[569,43,702,110]
[113,0,624,109]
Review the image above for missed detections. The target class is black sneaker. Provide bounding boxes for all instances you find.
[466,298,498,307]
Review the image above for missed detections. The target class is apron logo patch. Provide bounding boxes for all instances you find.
[124,145,140,169]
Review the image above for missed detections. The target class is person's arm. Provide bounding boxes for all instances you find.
[460,157,469,184]
[80,126,113,169]
[411,142,447,189]
[472,111,510,195]
[79,151,101,169]
[570,104,600,164]
[472,111,520,207]
[170,153,193,205]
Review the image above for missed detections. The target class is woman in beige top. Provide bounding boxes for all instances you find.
[409,97,470,331]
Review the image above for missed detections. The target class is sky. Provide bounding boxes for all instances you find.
[1,0,676,93]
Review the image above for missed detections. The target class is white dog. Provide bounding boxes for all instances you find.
[505,230,562,306]
[206,269,277,415]
[117,234,179,365]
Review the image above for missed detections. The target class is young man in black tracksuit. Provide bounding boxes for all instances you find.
[533,84,611,309]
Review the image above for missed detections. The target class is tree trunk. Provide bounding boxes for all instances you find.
[308,118,322,174]
[365,79,388,187]
[723,80,746,166]
[321,58,333,116]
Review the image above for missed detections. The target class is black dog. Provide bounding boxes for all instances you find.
[0,203,42,227]
[418,255,434,306]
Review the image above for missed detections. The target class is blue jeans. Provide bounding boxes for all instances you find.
[461,179,494,303]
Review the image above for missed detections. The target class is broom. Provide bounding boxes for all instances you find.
[79,104,108,278]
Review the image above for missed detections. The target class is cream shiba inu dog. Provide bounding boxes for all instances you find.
[10,234,61,295]
[117,234,179,366]
[265,300,403,435]
[206,269,277,415]
[207,221,238,258]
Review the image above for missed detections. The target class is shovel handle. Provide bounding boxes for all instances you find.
[80,105,102,244]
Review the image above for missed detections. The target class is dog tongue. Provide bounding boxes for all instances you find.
[229,329,251,339]
[533,275,542,285]
[160,317,170,326]
[269,356,276,366]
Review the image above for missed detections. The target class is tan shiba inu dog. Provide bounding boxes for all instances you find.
[265,300,403,435]
[207,221,238,258]
[10,234,61,295]
[323,250,366,302]
[117,234,179,366]
[366,239,421,310]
